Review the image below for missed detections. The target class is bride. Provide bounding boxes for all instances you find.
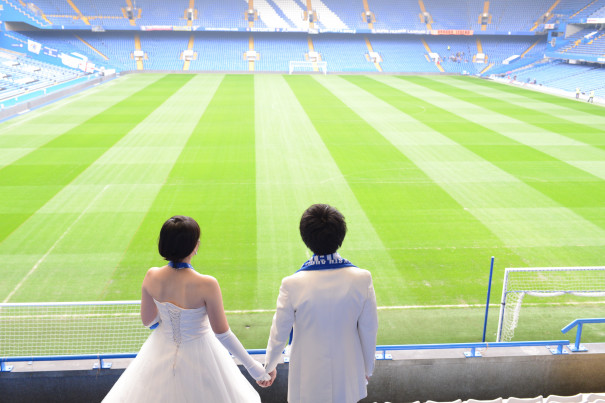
[103,215,267,402]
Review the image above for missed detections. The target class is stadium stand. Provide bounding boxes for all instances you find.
[368,0,426,31]
[553,0,605,19]
[0,49,84,99]
[252,32,308,72]
[312,33,375,72]
[485,0,547,32]
[321,0,367,30]
[0,0,603,99]
[423,0,485,31]
[197,0,251,29]
[186,32,249,71]
[370,34,440,73]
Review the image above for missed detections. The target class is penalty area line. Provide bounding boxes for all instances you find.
[2,185,110,304]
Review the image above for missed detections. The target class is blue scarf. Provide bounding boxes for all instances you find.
[288,253,356,345]
[296,253,356,272]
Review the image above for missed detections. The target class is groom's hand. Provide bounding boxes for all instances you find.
[257,369,277,388]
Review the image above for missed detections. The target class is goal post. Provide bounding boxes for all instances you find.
[496,267,605,342]
[289,60,327,75]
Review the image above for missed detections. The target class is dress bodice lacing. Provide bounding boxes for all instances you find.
[153,300,211,375]
[153,300,211,345]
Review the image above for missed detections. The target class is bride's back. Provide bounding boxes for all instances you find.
[145,265,209,310]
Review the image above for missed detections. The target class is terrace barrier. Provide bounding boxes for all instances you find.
[1,341,571,372]
[561,318,605,352]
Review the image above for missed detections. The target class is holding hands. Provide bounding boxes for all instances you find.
[257,369,277,388]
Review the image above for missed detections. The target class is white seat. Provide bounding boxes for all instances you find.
[507,397,543,403]
[426,400,462,403]
[467,399,503,403]
[545,394,583,403]
[584,394,605,403]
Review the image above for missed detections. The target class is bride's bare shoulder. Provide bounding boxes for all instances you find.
[192,273,221,291]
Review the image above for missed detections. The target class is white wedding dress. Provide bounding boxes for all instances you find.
[103,300,261,402]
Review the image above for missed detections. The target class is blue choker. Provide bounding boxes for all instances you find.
[168,261,193,270]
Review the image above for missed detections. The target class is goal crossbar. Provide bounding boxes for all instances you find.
[496,266,605,342]
[289,60,327,75]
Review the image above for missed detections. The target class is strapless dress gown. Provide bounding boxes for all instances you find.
[103,300,261,402]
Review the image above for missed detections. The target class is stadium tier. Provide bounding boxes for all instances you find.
[0,0,604,98]
[7,0,601,31]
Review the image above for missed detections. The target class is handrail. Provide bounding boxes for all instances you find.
[0,342,570,372]
[561,318,605,352]
[375,340,570,358]
[0,349,268,372]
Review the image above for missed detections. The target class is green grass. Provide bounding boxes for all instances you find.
[1,74,605,349]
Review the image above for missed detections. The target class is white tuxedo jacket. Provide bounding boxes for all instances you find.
[265,262,378,403]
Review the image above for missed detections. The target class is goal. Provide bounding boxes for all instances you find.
[496,267,605,342]
[289,60,327,75]
[0,301,150,357]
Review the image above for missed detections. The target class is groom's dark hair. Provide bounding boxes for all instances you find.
[299,204,347,256]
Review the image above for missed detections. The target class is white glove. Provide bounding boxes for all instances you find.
[145,313,160,330]
[215,329,271,381]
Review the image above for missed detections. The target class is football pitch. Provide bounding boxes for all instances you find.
[1,74,605,348]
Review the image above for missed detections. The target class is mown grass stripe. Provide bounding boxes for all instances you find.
[0,75,222,302]
[410,77,605,183]
[362,76,605,246]
[286,75,507,305]
[431,76,605,132]
[418,76,605,150]
[254,74,408,307]
[104,75,258,310]
[0,75,193,245]
[450,75,605,118]
[0,76,161,168]
[386,76,605,232]
[318,75,584,295]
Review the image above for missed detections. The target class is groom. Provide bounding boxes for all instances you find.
[260,204,379,403]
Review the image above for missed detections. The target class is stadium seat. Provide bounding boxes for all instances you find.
[544,395,583,403]
[466,399,503,403]
[584,394,605,403]
[506,397,543,403]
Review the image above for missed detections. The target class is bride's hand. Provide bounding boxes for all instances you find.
[257,369,276,388]
[247,360,270,382]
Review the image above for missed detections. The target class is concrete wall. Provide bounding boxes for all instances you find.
[2,344,604,403]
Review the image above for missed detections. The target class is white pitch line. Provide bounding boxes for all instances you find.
[222,300,605,314]
[2,185,110,303]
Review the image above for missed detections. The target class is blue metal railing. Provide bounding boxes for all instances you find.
[375,340,570,359]
[1,341,570,372]
[0,349,268,372]
[561,318,605,352]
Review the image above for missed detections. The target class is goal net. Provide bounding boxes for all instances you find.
[496,267,605,342]
[289,60,327,75]
[0,301,150,357]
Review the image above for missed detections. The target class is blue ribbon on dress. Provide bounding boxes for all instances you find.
[289,253,357,345]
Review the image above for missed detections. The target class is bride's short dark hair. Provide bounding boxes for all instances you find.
[299,204,347,256]
[158,215,200,263]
